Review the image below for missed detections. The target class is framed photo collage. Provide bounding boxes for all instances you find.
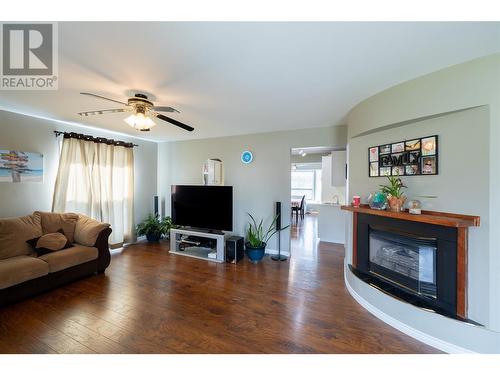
[368,135,438,177]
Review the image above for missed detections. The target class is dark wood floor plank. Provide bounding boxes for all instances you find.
[28,282,235,353]
[0,318,58,354]
[61,278,267,353]
[28,293,186,354]
[99,255,426,353]
[0,304,95,354]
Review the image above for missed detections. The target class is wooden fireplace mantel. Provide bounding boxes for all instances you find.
[341,204,480,320]
[340,204,480,228]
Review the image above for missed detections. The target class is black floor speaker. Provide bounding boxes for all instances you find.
[226,236,244,263]
[154,196,159,216]
[272,201,287,261]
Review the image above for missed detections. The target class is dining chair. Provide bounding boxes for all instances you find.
[291,195,306,223]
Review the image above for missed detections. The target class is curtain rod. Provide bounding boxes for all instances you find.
[54,131,138,148]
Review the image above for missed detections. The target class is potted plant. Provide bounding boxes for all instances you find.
[245,213,289,263]
[379,174,407,212]
[136,214,173,242]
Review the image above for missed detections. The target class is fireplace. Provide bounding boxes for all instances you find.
[341,205,480,322]
[369,226,437,298]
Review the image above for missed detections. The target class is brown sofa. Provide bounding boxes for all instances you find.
[0,211,112,307]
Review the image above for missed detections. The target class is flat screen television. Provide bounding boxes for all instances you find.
[171,185,233,232]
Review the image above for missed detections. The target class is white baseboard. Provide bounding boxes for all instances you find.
[344,267,476,354]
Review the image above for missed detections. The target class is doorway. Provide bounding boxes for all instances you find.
[290,146,347,259]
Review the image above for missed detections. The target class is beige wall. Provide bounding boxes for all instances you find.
[345,54,500,352]
[0,110,158,227]
[158,125,347,255]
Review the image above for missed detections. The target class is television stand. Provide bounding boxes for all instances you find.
[186,227,224,235]
[169,228,225,263]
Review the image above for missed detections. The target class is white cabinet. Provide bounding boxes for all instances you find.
[317,204,345,244]
[321,151,346,203]
[331,150,346,186]
[321,155,333,203]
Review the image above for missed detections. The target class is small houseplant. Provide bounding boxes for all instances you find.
[136,214,173,242]
[245,213,289,263]
[379,174,407,212]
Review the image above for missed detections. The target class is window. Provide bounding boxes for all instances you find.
[292,170,320,201]
[52,137,134,245]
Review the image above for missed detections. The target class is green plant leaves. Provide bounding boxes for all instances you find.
[379,174,406,198]
[136,214,173,237]
[246,213,290,247]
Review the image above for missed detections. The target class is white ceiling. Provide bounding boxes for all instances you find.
[1,22,499,142]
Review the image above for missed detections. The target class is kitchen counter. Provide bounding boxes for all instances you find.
[317,203,346,244]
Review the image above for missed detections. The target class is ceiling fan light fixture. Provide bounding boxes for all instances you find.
[124,113,156,131]
[79,92,193,132]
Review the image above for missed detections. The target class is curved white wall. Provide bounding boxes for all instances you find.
[345,54,500,352]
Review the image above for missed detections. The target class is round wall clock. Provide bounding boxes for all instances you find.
[241,150,253,164]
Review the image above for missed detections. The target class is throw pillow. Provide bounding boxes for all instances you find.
[26,229,71,256]
[74,215,110,246]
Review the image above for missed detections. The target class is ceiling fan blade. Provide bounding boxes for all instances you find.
[80,92,127,106]
[78,108,126,116]
[154,113,194,132]
[152,105,180,113]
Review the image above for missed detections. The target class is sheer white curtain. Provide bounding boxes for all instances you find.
[52,137,135,245]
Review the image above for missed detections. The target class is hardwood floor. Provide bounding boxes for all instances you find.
[0,214,438,353]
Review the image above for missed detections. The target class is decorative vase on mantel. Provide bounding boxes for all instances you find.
[387,195,406,212]
[367,191,388,210]
[379,175,407,213]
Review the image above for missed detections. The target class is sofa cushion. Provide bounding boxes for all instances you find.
[0,256,49,290]
[74,215,110,247]
[39,245,98,273]
[35,211,79,243]
[26,230,71,256]
[0,213,42,260]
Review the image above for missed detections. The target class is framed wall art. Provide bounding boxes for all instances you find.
[368,135,438,177]
[0,150,43,183]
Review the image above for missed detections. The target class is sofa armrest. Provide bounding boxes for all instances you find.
[94,226,112,272]
[74,215,112,272]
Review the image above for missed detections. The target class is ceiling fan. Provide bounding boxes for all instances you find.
[77,92,194,132]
